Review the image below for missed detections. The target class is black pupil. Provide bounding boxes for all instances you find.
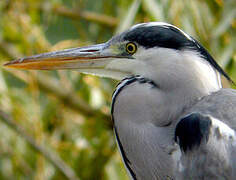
[127,44,134,52]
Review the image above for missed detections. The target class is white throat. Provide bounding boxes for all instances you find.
[182,50,222,90]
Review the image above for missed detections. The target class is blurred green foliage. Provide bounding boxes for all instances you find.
[0,0,235,179]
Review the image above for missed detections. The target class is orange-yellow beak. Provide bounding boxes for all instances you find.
[4,43,120,70]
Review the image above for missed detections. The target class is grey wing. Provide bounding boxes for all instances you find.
[174,88,236,180]
[186,88,236,129]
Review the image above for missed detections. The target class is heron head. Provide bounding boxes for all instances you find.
[4,22,232,87]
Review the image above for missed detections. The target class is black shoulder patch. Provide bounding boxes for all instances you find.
[175,113,212,152]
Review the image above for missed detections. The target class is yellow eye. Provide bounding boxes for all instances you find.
[126,42,137,54]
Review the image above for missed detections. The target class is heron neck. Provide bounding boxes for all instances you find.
[144,50,222,103]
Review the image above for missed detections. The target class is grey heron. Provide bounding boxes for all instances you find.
[4,22,236,180]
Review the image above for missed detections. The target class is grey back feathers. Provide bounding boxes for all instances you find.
[175,89,236,180]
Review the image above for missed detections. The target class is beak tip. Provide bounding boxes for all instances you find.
[4,61,15,67]
[4,61,12,65]
[3,61,14,68]
[3,58,25,68]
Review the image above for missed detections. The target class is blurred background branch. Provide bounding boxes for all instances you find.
[0,110,79,180]
[37,4,119,27]
[7,70,111,127]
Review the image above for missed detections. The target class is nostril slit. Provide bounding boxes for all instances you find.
[80,49,99,52]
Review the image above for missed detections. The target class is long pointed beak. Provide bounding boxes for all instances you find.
[4,43,120,70]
